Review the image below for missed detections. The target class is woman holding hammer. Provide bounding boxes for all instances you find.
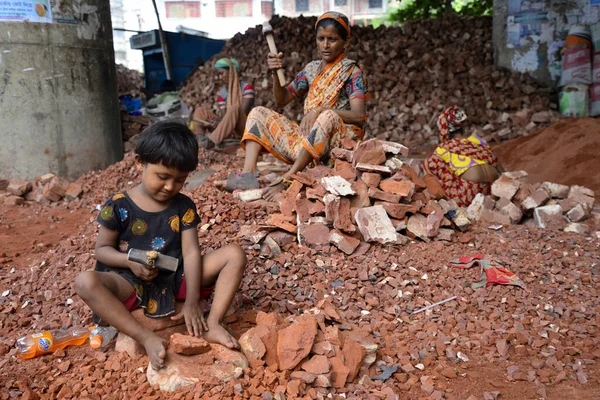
[218,12,367,199]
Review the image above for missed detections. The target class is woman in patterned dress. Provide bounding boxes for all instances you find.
[425,106,505,207]
[217,11,368,200]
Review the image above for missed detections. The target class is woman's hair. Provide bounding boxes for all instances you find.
[135,121,199,172]
[315,15,350,41]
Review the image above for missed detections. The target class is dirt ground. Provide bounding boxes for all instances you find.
[1,121,599,399]
[495,118,600,197]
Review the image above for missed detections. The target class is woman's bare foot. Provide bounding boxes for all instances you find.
[263,182,285,202]
[140,332,168,370]
[203,320,239,349]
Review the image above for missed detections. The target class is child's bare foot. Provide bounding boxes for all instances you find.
[203,321,239,349]
[140,332,167,370]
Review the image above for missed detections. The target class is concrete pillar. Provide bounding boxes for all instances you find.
[0,1,122,181]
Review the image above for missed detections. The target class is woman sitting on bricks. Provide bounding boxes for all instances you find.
[424,106,505,207]
[191,58,256,149]
[216,12,368,199]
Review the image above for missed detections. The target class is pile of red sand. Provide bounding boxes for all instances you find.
[495,118,600,197]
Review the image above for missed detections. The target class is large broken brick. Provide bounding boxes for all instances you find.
[277,316,318,370]
[280,180,303,217]
[361,172,381,188]
[567,204,589,223]
[496,198,523,224]
[239,328,267,365]
[64,183,83,200]
[564,223,590,235]
[268,214,297,233]
[400,165,426,189]
[385,158,403,173]
[407,214,429,242]
[329,356,350,389]
[380,140,409,157]
[542,182,569,199]
[520,189,550,212]
[354,206,398,244]
[466,193,485,220]
[491,175,520,200]
[341,338,365,382]
[334,198,355,233]
[567,185,595,211]
[375,201,420,219]
[352,138,386,166]
[308,200,325,216]
[427,209,444,237]
[350,180,371,208]
[355,163,393,175]
[534,205,566,229]
[234,189,264,203]
[329,229,360,255]
[321,176,356,196]
[295,195,311,223]
[480,209,511,225]
[306,185,326,200]
[422,174,446,200]
[290,172,317,187]
[42,177,68,202]
[334,159,357,181]
[7,179,32,197]
[331,147,354,163]
[299,223,330,246]
[368,187,400,203]
[324,194,338,224]
[379,179,415,198]
[170,333,211,356]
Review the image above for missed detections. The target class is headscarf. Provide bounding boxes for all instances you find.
[315,11,351,39]
[214,58,240,72]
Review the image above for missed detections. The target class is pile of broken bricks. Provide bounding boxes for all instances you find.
[236,305,377,397]
[467,170,597,235]
[114,300,378,395]
[0,174,83,206]
[236,138,471,256]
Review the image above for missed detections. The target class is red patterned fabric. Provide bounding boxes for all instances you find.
[426,139,498,207]
[426,105,499,207]
[449,254,525,289]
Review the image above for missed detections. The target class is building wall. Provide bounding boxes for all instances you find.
[0,1,122,180]
[493,0,598,87]
[280,0,387,21]
[158,0,274,39]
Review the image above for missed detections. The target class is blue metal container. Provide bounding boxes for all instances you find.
[131,30,225,93]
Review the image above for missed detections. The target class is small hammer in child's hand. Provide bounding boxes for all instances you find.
[127,249,179,272]
[262,22,287,87]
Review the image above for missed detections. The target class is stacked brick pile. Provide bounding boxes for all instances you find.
[180,15,555,153]
[0,174,83,206]
[236,308,376,396]
[116,64,144,97]
[237,138,471,255]
[467,170,596,234]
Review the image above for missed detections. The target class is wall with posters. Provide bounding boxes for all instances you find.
[0,0,122,180]
[493,0,599,87]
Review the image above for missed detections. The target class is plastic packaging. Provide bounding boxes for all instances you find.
[16,327,91,359]
[89,325,118,349]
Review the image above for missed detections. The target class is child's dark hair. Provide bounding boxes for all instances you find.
[316,16,350,41]
[135,121,198,173]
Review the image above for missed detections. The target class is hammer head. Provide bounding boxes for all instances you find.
[262,21,273,36]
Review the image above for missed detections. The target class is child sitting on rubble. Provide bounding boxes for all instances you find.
[75,121,246,370]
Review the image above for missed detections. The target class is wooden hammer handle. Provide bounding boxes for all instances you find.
[265,34,287,87]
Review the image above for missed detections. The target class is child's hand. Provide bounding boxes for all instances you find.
[128,260,159,282]
[171,299,208,337]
